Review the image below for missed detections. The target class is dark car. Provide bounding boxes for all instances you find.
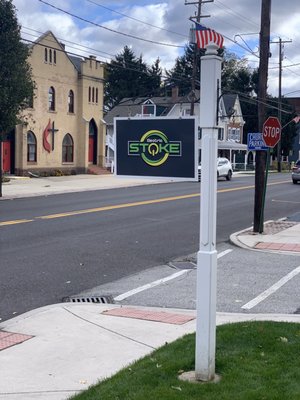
[292,160,300,184]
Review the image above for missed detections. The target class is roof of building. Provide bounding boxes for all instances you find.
[69,55,83,73]
[104,96,177,125]
[104,92,239,125]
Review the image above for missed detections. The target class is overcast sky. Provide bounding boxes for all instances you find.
[12,0,300,97]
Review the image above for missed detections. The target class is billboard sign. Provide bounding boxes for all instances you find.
[115,117,197,180]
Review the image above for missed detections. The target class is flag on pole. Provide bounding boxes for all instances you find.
[43,119,51,153]
[195,23,224,49]
[292,115,300,124]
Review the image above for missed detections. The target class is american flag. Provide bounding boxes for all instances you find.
[292,115,300,124]
[195,23,224,49]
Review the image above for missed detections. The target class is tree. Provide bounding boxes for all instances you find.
[165,44,201,96]
[104,46,162,110]
[0,0,35,195]
[222,52,256,95]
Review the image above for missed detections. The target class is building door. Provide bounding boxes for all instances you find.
[88,119,97,164]
[88,137,94,163]
[2,141,11,173]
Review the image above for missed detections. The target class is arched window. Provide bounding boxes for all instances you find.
[44,48,48,62]
[92,87,95,103]
[88,86,91,102]
[49,49,52,63]
[62,134,74,162]
[48,86,55,111]
[27,131,37,162]
[95,88,98,104]
[68,90,74,113]
[53,50,56,64]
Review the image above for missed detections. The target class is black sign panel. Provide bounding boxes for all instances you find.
[115,117,197,180]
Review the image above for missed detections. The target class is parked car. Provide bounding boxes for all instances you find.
[198,157,233,181]
[292,160,300,184]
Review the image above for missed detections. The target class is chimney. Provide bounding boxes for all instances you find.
[172,86,179,102]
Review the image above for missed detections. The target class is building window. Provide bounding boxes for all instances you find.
[49,49,52,63]
[96,88,98,104]
[92,87,95,103]
[48,86,55,111]
[62,134,74,162]
[88,86,91,102]
[53,50,56,64]
[68,90,74,113]
[44,48,48,62]
[218,128,224,141]
[27,131,37,162]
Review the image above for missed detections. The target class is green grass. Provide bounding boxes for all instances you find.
[70,321,300,400]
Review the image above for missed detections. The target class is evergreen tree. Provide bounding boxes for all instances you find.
[165,44,200,96]
[104,46,162,110]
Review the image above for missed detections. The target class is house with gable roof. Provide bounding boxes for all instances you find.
[104,87,248,169]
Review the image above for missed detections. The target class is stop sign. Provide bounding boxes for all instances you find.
[263,116,281,148]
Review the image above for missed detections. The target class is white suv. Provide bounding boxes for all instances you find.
[198,157,233,181]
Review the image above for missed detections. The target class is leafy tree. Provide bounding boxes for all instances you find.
[0,0,34,194]
[104,46,162,110]
[222,52,256,95]
[0,0,34,133]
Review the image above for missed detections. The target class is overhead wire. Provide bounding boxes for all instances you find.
[86,0,187,38]
[38,0,184,48]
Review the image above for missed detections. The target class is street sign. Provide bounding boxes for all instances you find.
[262,116,281,148]
[247,132,268,151]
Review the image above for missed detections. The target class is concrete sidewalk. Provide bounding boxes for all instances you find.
[230,219,300,254]
[0,303,299,400]
[1,174,174,200]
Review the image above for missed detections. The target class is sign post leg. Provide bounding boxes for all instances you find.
[196,43,222,381]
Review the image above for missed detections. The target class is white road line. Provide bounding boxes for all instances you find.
[114,248,233,302]
[217,249,233,258]
[114,270,188,301]
[241,265,300,310]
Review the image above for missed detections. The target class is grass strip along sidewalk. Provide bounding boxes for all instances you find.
[70,321,300,400]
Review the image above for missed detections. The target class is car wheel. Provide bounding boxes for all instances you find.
[226,170,232,181]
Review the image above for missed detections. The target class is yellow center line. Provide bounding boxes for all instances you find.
[36,193,200,219]
[0,179,290,224]
[0,219,34,226]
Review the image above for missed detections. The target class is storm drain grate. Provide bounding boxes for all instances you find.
[62,295,114,304]
[169,261,196,270]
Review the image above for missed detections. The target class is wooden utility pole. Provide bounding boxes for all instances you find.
[271,38,292,172]
[185,0,213,115]
[253,0,272,233]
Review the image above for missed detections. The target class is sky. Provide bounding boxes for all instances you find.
[12,0,300,98]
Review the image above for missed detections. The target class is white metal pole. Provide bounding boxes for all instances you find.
[196,43,222,381]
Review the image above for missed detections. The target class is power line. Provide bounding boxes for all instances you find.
[86,0,187,38]
[21,36,192,86]
[38,0,184,48]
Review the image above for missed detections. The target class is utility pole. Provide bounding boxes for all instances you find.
[185,0,213,115]
[253,0,272,233]
[271,38,292,172]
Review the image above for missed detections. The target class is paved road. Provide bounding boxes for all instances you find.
[78,243,300,315]
[1,173,299,321]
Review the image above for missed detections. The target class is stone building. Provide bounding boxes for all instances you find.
[2,31,106,176]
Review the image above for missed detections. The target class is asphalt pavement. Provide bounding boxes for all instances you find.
[0,173,299,400]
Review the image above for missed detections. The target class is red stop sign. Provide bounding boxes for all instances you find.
[263,116,281,148]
